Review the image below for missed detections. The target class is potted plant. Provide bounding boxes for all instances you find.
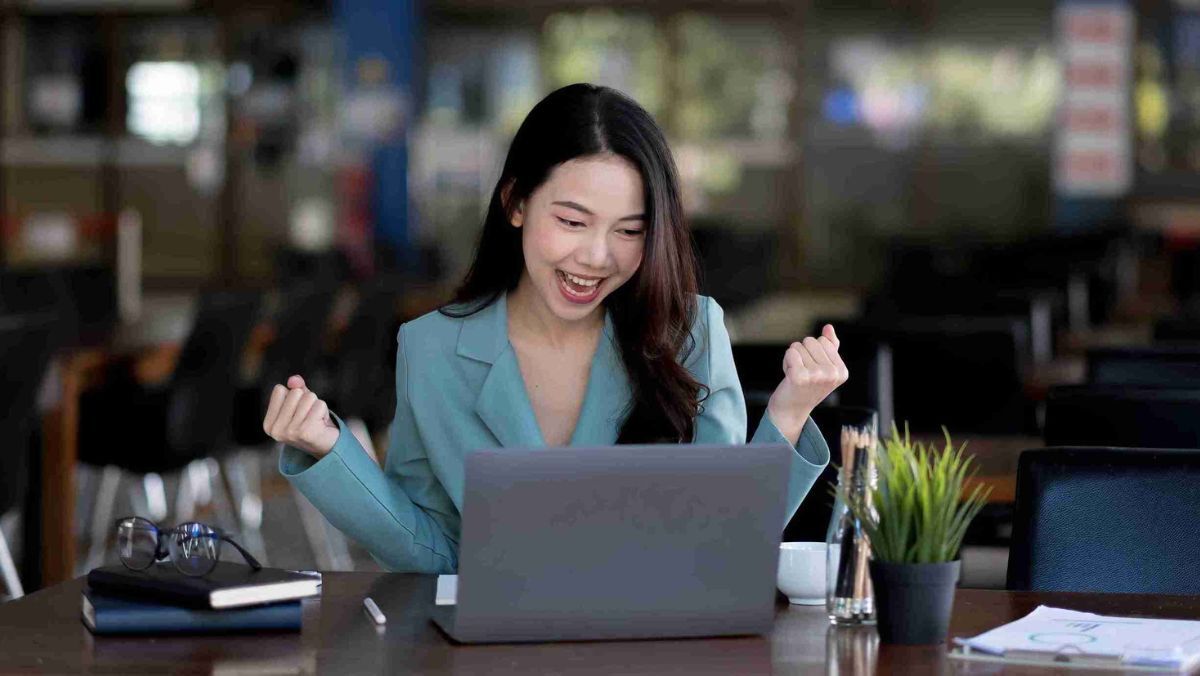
[840,425,991,645]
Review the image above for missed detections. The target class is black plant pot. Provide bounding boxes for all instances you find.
[869,559,961,645]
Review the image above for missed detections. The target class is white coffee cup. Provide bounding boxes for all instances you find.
[777,542,826,605]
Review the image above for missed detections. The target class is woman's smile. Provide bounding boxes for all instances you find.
[556,270,606,304]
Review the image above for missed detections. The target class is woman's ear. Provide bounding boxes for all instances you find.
[500,180,524,228]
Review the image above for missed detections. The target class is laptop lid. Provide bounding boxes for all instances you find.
[447,443,793,643]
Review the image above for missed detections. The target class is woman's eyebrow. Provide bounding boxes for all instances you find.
[551,200,645,222]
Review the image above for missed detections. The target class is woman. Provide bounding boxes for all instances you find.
[264,83,848,573]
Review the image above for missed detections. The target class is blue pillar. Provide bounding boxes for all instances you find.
[336,0,419,267]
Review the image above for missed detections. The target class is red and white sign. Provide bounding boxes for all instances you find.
[1054,3,1133,197]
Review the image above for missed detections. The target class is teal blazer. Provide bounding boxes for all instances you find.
[280,294,830,573]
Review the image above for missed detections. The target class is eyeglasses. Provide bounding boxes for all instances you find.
[115,516,262,577]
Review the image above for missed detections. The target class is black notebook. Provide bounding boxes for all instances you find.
[87,562,321,609]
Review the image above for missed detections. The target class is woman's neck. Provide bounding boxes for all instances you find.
[507,276,603,349]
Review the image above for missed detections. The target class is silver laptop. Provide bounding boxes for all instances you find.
[431,443,793,643]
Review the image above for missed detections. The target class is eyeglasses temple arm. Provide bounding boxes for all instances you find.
[221,536,263,570]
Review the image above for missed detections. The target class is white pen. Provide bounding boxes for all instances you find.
[363,596,387,625]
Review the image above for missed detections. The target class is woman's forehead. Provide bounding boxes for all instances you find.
[539,155,645,216]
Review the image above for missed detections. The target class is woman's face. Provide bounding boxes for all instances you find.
[510,154,646,324]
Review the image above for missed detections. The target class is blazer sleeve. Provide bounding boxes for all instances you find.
[690,296,831,521]
[278,324,458,573]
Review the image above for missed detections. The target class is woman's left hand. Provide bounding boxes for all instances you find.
[765,324,849,443]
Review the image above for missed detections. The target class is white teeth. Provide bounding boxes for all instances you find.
[562,272,600,287]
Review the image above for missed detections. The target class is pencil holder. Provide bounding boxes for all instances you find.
[824,407,878,625]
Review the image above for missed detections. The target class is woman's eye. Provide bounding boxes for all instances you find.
[620,229,645,237]
[556,217,585,228]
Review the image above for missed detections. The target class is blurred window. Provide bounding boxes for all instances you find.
[126,62,202,145]
[673,14,793,142]
[821,38,1059,146]
[542,10,664,118]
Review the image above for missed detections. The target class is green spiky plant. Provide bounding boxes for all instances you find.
[840,424,992,564]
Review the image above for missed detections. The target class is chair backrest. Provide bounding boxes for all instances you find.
[0,313,60,513]
[331,281,399,428]
[732,338,894,435]
[165,291,262,456]
[1007,447,1200,593]
[1153,317,1200,343]
[1087,346,1200,388]
[256,284,338,406]
[865,291,1057,366]
[0,269,78,343]
[825,317,1033,435]
[1044,385,1200,448]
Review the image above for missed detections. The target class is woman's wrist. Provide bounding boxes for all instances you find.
[765,400,811,446]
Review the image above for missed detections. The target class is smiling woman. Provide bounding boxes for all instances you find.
[266,83,846,573]
[444,84,709,444]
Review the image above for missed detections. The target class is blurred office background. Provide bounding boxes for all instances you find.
[3,0,1200,598]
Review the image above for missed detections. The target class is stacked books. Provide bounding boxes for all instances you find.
[82,562,321,635]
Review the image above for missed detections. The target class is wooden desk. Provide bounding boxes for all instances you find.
[3,574,1200,674]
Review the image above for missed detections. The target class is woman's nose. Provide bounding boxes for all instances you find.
[579,231,610,268]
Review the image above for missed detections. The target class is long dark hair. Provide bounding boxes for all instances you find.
[441,83,705,443]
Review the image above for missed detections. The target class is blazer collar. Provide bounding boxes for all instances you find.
[457,293,629,448]
[455,293,509,365]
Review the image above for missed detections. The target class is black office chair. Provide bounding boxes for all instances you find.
[287,280,400,570]
[865,290,1058,367]
[325,280,400,442]
[226,283,338,561]
[826,317,1035,436]
[232,283,339,445]
[1153,317,1200,343]
[733,338,894,435]
[1044,385,1200,449]
[732,337,894,543]
[78,291,262,570]
[0,269,77,345]
[1007,447,1200,594]
[1086,346,1200,388]
[0,314,60,599]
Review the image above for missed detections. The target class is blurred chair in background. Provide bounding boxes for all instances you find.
[732,338,894,436]
[1086,346,1200,388]
[1044,385,1200,449]
[732,341,894,543]
[865,290,1057,367]
[77,291,262,572]
[0,314,60,599]
[1008,447,1200,594]
[1154,316,1200,343]
[290,279,401,570]
[322,279,400,451]
[228,283,339,562]
[828,318,1035,436]
[692,225,777,316]
[0,266,117,346]
[877,228,1137,332]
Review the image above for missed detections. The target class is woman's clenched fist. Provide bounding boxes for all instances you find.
[263,374,340,458]
[765,324,850,443]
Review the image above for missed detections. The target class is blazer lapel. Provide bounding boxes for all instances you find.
[456,295,544,449]
[570,312,630,447]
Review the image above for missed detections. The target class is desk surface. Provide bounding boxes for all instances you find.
[3,574,1199,674]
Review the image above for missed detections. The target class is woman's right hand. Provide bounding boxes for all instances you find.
[263,375,340,458]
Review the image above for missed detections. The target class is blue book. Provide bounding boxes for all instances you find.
[82,589,302,635]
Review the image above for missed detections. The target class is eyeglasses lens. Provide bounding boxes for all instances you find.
[167,522,221,576]
[117,518,159,570]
